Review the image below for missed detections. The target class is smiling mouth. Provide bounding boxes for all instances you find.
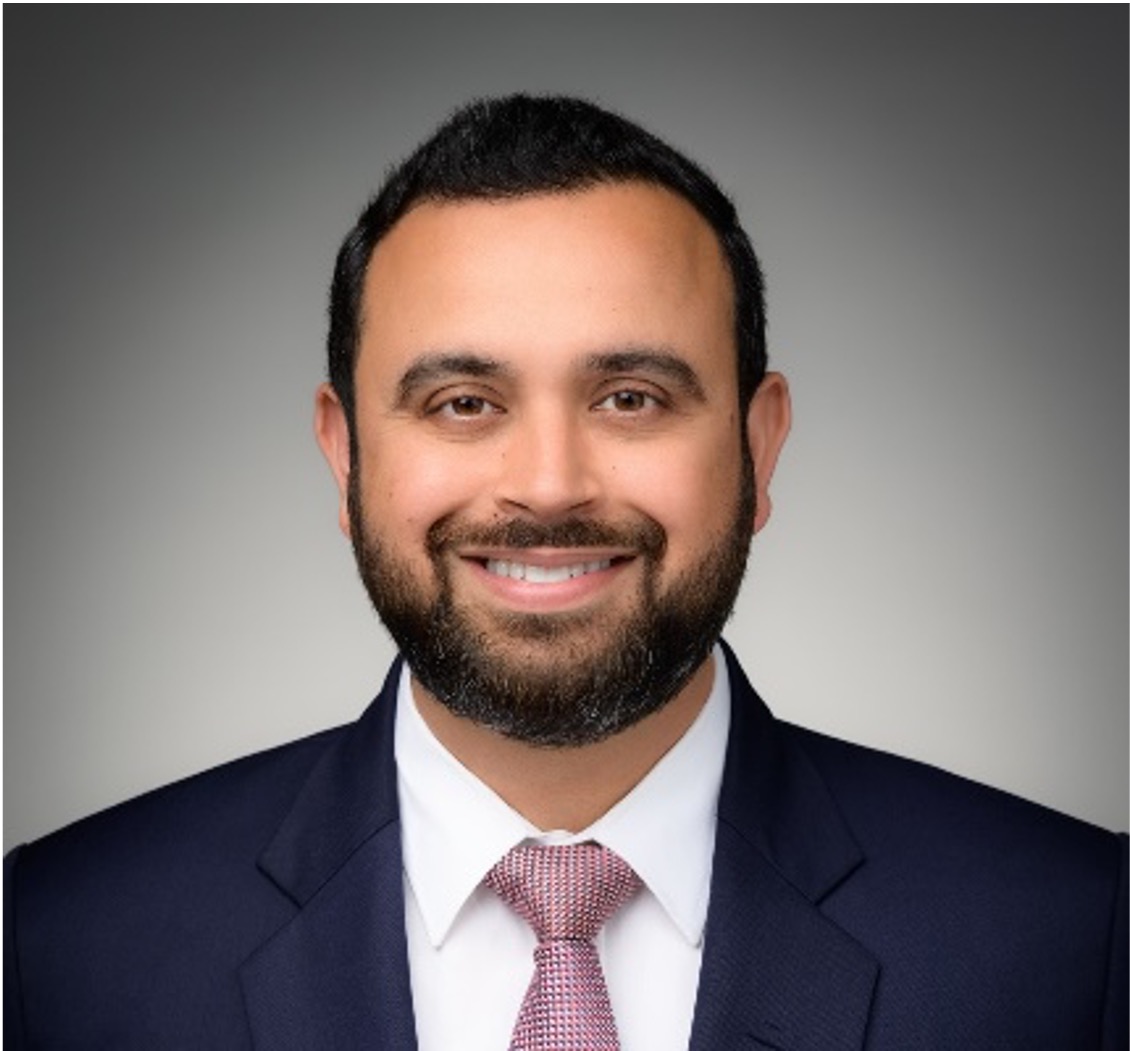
[484,558,615,584]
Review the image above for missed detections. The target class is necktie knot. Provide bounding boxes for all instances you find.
[485,842,641,943]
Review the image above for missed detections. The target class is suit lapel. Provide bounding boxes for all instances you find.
[239,661,418,1050]
[689,645,878,1051]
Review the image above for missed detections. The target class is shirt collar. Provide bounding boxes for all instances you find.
[395,646,730,949]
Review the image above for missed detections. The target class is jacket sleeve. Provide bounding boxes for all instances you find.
[5,846,28,1051]
[1102,832,1128,1051]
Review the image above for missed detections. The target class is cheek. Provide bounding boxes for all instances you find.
[359,440,488,537]
[612,428,743,531]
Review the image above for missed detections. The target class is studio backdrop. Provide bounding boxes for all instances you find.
[5,7,1126,848]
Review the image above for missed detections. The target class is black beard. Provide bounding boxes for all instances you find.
[348,458,754,748]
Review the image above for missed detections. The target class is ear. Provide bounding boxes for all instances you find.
[746,371,792,534]
[314,383,353,539]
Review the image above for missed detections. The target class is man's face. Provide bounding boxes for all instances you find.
[317,183,788,746]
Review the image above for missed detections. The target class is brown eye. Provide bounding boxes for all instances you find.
[449,396,487,416]
[433,394,501,418]
[596,389,658,413]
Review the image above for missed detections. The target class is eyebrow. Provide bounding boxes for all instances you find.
[583,348,707,402]
[395,352,512,406]
[393,346,709,406]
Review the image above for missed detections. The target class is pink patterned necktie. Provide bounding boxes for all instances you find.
[484,842,642,1051]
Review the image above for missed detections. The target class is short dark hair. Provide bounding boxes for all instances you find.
[327,94,767,425]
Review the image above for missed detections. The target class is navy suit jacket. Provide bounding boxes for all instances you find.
[6,645,1127,1049]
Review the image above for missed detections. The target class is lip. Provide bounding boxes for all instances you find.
[458,546,635,567]
[456,548,636,613]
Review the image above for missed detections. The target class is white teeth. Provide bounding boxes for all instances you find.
[484,558,612,583]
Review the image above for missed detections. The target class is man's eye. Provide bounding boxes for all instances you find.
[433,395,500,418]
[595,389,658,413]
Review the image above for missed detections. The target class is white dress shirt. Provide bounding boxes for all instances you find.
[395,647,731,1051]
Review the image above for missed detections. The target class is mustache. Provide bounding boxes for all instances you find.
[426,515,667,559]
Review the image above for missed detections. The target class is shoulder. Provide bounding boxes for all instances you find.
[721,643,1124,897]
[784,721,1123,874]
[4,725,352,1048]
[781,722,1127,1040]
[752,720,1129,1045]
[9,724,345,890]
[6,727,348,974]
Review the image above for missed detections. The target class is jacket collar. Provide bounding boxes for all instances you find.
[688,642,877,1050]
[255,660,403,907]
[715,641,865,903]
[240,659,418,1050]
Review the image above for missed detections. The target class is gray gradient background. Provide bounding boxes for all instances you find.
[5,7,1127,850]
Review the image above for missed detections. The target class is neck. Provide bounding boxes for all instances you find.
[411,656,715,832]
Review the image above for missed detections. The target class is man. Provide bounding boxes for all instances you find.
[5,95,1126,1050]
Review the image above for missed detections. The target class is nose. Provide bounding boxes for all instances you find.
[494,411,600,519]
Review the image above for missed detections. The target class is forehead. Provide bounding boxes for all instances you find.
[358,182,735,379]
